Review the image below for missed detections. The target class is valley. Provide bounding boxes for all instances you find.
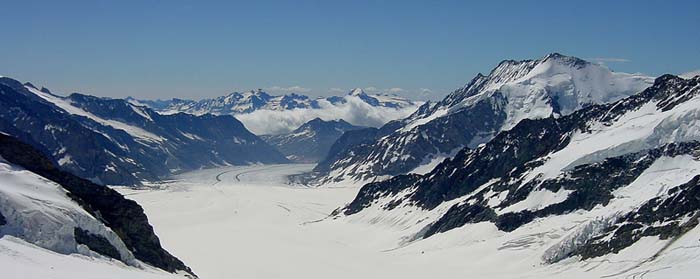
[116,164,700,279]
[2,2,698,278]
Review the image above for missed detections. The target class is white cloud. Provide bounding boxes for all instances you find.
[363,86,380,93]
[680,70,700,79]
[337,86,406,95]
[416,88,435,100]
[324,86,444,101]
[587,57,630,63]
[265,85,311,93]
[236,96,420,135]
[387,87,405,93]
[329,87,345,94]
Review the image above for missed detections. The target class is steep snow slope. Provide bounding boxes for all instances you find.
[0,156,137,264]
[0,133,194,276]
[336,75,700,271]
[0,236,179,279]
[312,53,654,185]
[0,157,191,278]
[28,86,166,144]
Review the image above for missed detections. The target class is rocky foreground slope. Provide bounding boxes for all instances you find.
[0,133,194,277]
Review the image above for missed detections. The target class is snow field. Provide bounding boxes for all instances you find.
[117,163,700,279]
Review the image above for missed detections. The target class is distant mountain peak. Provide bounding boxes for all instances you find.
[349,88,366,96]
[299,118,352,130]
[542,52,588,68]
[23,82,38,89]
[305,117,325,124]
[311,53,655,185]
[0,77,290,185]
[262,117,365,163]
[130,87,419,122]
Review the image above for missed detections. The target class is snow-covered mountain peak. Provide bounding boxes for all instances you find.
[422,54,654,125]
[303,117,327,126]
[223,89,269,102]
[541,52,589,67]
[311,54,656,185]
[19,82,57,96]
[348,88,366,96]
[130,87,421,135]
[22,82,38,90]
[250,89,272,98]
[300,117,351,130]
[331,73,700,276]
[440,58,540,107]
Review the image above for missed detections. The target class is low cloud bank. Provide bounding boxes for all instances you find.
[236,96,421,135]
[681,70,700,79]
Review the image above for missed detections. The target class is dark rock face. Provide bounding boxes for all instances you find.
[0,210,5,226]
[0,77,288,185]
[314,124,391,174]
[343,116,575,214]
[320,97,507,183]
[343,174,422,215]
[262,118,364,163]
[573,175,700,261]
[0,133,194,275]
[74,227,122,261]
[339,75,700,262]
[424,142,700,237]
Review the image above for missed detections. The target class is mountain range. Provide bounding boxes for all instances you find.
[129,88,418,116]
[0,77,288,185]
[338,73,700,266]
[129,88,422,135]
[261,118,364,163]
[309,53,655,185]
[2,53,700,277]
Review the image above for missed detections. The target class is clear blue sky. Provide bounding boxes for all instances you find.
[1,0,698,100]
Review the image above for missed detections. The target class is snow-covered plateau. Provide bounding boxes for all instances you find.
[113,164,700,279]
